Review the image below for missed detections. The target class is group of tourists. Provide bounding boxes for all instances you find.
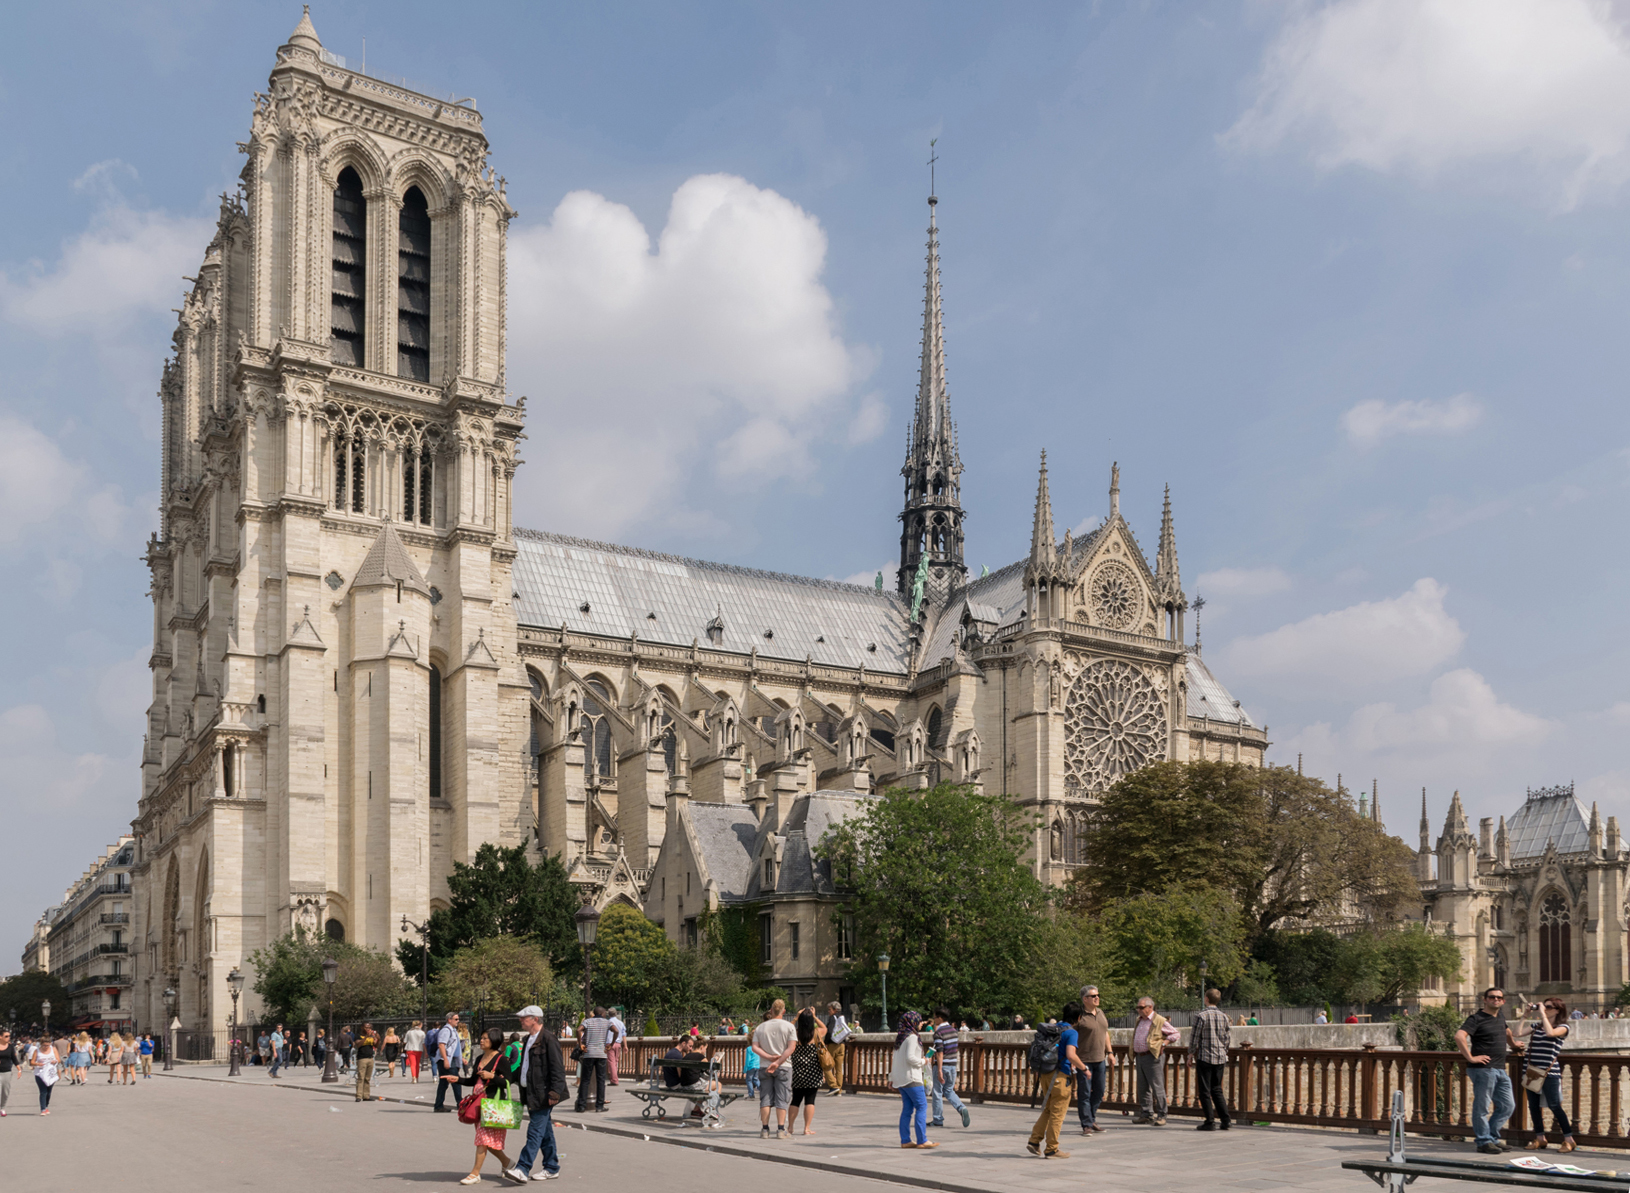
[0,1028,156,1116]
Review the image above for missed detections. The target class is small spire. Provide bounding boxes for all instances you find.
[1372,778,1379,824]
[287,5,322,50]
[1029,451,1056,569]
[1109,461,1121,521]
[1155,484,1183,607]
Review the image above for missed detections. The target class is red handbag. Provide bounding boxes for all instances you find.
[457,1082,485,1125]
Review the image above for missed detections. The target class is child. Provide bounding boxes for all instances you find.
[743,1028,761,1100]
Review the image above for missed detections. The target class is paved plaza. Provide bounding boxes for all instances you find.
[8,1061,1619,1192]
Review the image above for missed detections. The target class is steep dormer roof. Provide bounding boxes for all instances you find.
[350,522,430,597]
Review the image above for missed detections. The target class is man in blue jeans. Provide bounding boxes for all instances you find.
[1074,986,1113,1135]
[505,1006,568,1184]
[928,1008,971,1128]
[1456,987,1520,1155]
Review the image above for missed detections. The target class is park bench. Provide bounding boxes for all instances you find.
[1343,1093,1629,1192]
[624,1054,740,1126]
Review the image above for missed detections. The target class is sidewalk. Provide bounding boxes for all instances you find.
[161,1062,1529,1193]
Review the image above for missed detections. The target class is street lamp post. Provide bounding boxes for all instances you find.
[41,999,50,1043]
[575,905,601,1015]
[401,915,431,1032]
[1199,960,1208,1006]
[162,988,176,1071]
[227,967,245,1076]
[321,956,339,1083]
[877,954,890,1032]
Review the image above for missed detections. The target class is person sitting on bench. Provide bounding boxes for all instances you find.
[661,1037,722,1128]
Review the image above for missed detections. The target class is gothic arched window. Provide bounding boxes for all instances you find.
[403,441,433,524]
[926,706,944,749]
[397,186,431,381]
[331,167,366,368]
[334,432,365,513]
[582,679,614,781]
[1539,891,1571,985]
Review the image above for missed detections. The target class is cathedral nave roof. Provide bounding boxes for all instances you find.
[1504,787,1591,861]
[511,528,910,673]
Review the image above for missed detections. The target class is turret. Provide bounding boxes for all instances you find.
[1590,801,1604,856]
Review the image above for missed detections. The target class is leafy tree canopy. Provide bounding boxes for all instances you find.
[1254,924,1462,1006]
[250,930,415,1024]
[1101,882,1247,998]
[1072,762,1420,941]
[0,969,70,1028]
[820,782,1052,1018]
[439,935,554,1021]
[588,903,677,1014]
[396,844,578,983]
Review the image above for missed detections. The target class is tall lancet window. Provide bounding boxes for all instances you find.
[397,187,431,381]
[403,442,434,525]
[331,167,367,368]
[428,664,443,801]
[334,433,365,513]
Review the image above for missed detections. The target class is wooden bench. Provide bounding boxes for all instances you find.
[1344,1093,1628,1191]
[624,1055,740,1126]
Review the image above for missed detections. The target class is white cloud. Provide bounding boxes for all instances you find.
[1226,0,1630,204]
[1606,701,1630,725]
[1196,566,1294,597]
[1343,393,1483,445]
[1221,577,1465,688]
[1,175,211,329]
[507,174,871,538]
[1287,668,1553,760]
[0,415,134,548]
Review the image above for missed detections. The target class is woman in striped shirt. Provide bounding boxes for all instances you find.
[1523,999,1575,1153]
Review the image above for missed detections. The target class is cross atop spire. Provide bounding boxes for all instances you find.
[897,180,966,604]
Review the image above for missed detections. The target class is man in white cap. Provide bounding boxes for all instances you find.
[504,1006,567,1184]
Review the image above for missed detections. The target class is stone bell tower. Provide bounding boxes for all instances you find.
[131,8,529,1038]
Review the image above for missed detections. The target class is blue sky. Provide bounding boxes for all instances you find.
[3,0,1629,962]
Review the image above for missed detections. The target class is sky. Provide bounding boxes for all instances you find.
[2,0,1629,964]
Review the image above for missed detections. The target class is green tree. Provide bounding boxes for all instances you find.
[439,936,554,1023]
[1100,883,1247,999]
[819,782,1052,1016]
[396,844,578,983]
[250,930,414,1024]
[660,944,744,1014]
[1254,929,1348,1004]
[0,969,69,1026]
[1333,925,1463,1005]
[587,904,676,1014]
[1071,763,1420,944]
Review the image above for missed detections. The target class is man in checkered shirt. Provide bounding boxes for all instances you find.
[1191,988,1232,1131]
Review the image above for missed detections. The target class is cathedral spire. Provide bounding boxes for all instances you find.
[287,5,322,51]
[897,184,966,603]
[1419,787,1430,851]
[1154,484,1186,632]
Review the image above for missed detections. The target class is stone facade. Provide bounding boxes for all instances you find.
[129,11,527,1038]
[1415,786,1630,1006]
[121,13,1269,1033]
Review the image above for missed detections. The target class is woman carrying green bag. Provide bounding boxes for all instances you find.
[461,1029,522,1185]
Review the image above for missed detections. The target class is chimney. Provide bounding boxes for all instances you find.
[664,738,691,835]
[1607,815,1622,858]
[1479,817,1494,859]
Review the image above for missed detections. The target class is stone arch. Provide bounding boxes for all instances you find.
[193,847,211,961]
[317,129,392,194]
[161,854,181,975]
[388,149,460,213]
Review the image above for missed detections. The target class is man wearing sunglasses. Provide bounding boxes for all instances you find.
[1455,987,1522,1154]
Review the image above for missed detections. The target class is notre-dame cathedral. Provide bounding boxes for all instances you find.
[130,11,1269,1032]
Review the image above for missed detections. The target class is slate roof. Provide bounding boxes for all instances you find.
[1505,789,1591,861]
[512,528,910,674]
[1186,653,1255,728]
[687,802,760,899]
[920,558,1027,665]
[350,521,431,595]
[687,790,877,904]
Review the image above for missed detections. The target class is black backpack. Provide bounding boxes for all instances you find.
[1028,1023,1064,1072]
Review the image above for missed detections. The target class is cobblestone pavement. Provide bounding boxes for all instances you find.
[5,1062,1621,1193]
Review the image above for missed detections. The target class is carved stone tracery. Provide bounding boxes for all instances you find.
[1089,561,1139,630]
[1063,657,1168,795]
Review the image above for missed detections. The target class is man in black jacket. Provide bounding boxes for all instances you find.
[503,1006,568,1184]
